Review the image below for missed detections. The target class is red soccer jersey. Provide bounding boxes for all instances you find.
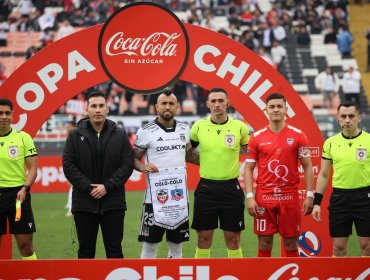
[246,125,310,203]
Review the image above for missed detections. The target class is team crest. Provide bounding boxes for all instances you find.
[287,138,294,145]
[356,148,367,161]
[8,145,18,158]
[171,188,184,201]
[257,207,265,215]
[157,189,169,204]
[225,134,235,146]
[180,134,186,142]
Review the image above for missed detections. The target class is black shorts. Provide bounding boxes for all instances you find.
[329,186,370,237]
[191,178,245,232]
[0,187,36,235]
[138,203,189,244]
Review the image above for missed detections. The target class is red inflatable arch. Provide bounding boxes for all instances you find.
[0,3,331,258]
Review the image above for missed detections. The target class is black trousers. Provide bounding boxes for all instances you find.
[73,210,125,258]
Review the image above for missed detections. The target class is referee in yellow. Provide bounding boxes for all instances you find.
[0,98,38,260]
[312,101,370,256]
[190,88,249,258]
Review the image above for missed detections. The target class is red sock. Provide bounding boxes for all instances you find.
[258,249,272,257]
[285,249,299,257]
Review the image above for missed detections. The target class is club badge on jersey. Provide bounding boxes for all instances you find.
[356,148,367,161]
[8,145,19,159]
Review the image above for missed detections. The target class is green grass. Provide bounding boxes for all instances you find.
[11,192,360,259]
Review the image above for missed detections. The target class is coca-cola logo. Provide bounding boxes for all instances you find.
[98,2,189,94]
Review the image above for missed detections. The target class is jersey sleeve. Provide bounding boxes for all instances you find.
[22,132,37,158]
[240,122,250,146]
[297,131,310,158]
[245,133,257,162]
[322,138,332,160]
[134,127,149,151]
[190,121,199,143]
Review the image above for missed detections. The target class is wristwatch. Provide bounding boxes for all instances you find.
[24,185,31,192]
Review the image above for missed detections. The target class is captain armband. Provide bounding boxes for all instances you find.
[313,192,323,206]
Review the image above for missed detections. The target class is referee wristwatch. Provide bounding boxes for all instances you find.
[23,185,31,192]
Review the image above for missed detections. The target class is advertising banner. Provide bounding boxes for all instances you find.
[1,258,369,279]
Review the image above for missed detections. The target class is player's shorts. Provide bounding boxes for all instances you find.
[191,178,245,232]
[0,187,36,235]
[329,186,370,237]
[138,203,189,244]
[254,202,301,238]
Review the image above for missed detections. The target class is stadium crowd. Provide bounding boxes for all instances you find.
[0,0,363,118]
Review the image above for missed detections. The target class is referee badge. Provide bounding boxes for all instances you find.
[8,145,19,159]
[225,134,235,146]
[356,148,367,161]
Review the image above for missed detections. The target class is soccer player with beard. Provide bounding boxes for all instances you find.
[134,88,199,258]
[244,93,314,257]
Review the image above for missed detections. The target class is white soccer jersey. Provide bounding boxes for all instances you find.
[135,118,190,203]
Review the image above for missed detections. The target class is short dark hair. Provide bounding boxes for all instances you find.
[0,98,13,110]
[337,101,360,113]
[87,91,106,105]
[67,120,76,126]
[208,88,228,99]
[265,93,286,104]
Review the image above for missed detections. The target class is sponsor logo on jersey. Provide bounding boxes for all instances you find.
[157,189,168,204]
[156,144,186,151]
[8,145,18,158]
[171,188,184,201]
[157,137,163,141]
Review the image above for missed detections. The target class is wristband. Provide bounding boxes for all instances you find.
[246,192,254,199]
[24,185,31,192]
[313,192,323,206]
[306,190,314,198]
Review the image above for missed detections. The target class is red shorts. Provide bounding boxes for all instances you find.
[254,202,301,237]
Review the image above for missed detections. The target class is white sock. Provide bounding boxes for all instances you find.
[167,241,182,258]
[140,242,159,259]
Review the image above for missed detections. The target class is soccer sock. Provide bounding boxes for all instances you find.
[22,252,37,260]
[194,247,210,258]
[140,242,159,259]
[258,248,272,257]
[167,241,182,258]
[227,248,243,258]
[285,249,299,257]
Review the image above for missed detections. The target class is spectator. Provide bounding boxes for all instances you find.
[324,27,337,44]
[336,25,353,58]
[56,19,75,40]
[271,40,287,70]
[17,0,34,18]
[296,26,311,46]
[0,15,9,47]
[257,46,274,67]
[342,66,361,105]
[314,66,340,109]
